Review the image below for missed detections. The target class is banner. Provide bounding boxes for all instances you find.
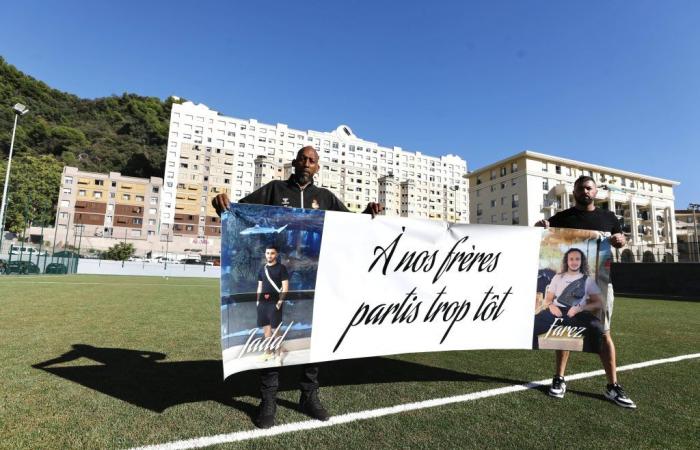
[220,204,612,378]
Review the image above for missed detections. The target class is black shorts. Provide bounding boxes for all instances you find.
[257,301,283,328]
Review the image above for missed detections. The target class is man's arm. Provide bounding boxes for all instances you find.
[212,193,231,217]
[609,211,626,248]
[362,202,384,218]
[211,182,276,217]
[610,233,626,248]
[567,293,602,317]
[256,280,262,306]
[277,280,289,310]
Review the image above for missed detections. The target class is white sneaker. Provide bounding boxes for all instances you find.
[548,375,566,398]
[605,383,637,409]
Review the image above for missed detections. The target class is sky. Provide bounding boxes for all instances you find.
[1,0,698,208]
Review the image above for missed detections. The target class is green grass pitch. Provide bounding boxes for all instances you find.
[0,275,698,449]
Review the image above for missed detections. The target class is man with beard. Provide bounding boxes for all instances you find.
[535,175,636,408]
[213,145,383,428]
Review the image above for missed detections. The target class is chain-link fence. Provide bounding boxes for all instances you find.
[0,229,78,275]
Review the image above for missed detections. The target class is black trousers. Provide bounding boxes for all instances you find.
[260,364,319,399]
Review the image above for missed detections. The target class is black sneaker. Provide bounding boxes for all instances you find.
[605,383,637,409]
[254,397,277,428]
[299,390,330,421]
[548,375,566,398]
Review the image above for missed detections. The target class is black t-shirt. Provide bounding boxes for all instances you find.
[257,263,289,301]
[239,176,350,212]
[548,207,622,234]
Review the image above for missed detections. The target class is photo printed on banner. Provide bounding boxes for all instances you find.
[220,204,325,378]
[532,227,613,353]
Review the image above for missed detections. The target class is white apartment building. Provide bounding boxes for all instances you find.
[160,101,469,239]
[468,151,679,262]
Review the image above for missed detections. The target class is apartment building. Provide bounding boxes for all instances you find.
[160,101,469,240]
[468,151,679,262]
[56,166,163,240]
[675,208,700,262]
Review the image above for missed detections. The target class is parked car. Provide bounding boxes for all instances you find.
[5,261,41,274]
[9,245,47,256]
[45,263,68,274]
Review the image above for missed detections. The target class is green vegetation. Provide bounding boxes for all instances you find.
[0,275,697,449]
[0,57,179,231]
[102,242,136,261]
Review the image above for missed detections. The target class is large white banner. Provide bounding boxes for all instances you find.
[220,204,611,378]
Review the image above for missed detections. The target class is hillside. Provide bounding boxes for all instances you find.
[0,57,177,231]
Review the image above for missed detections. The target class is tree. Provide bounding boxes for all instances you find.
[0,154,62,232]
[103,242,135,261]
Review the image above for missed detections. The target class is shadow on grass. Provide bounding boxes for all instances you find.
[33,344,534,414]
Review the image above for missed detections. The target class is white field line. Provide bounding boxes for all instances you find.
[130,352,700,450]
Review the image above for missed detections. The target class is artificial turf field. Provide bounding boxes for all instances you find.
[0,275,697,449]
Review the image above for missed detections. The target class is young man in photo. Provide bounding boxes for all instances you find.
[213,145,383,428]
[535,175,636,408]
[256,245,288,361]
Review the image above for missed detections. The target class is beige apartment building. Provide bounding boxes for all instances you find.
[161,101,469,239]
[53,167,167,254]
[468,151,679,262]
[56,167,163,239]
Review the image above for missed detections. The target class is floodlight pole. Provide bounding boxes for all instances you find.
[0,104,29,242]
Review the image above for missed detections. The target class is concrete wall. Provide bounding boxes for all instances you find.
[611,263,700,301]
[77,259,220,278]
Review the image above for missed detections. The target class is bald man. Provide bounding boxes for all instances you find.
[213,146,382,428]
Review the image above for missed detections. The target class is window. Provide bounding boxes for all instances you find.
[512,210,520,225]
[62,188,71,195]
[543,179,549,190]
[500,167,507,176]
[555,165,561,175]
[65,177,73,185]
[122,193,131,200]
[511,162,518,173]
[60,200,70,207]
[78,190,86,196]
[93,191,102,199]
[512,194,519,208]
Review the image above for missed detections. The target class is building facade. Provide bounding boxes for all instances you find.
[468,151,680,262]
[56,167,163,241]
[160,101,469,240]
[674,208,700,262]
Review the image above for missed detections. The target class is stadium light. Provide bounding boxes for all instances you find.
[0,103,30,241]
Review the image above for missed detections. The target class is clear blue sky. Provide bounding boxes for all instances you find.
[2,0,698,208]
